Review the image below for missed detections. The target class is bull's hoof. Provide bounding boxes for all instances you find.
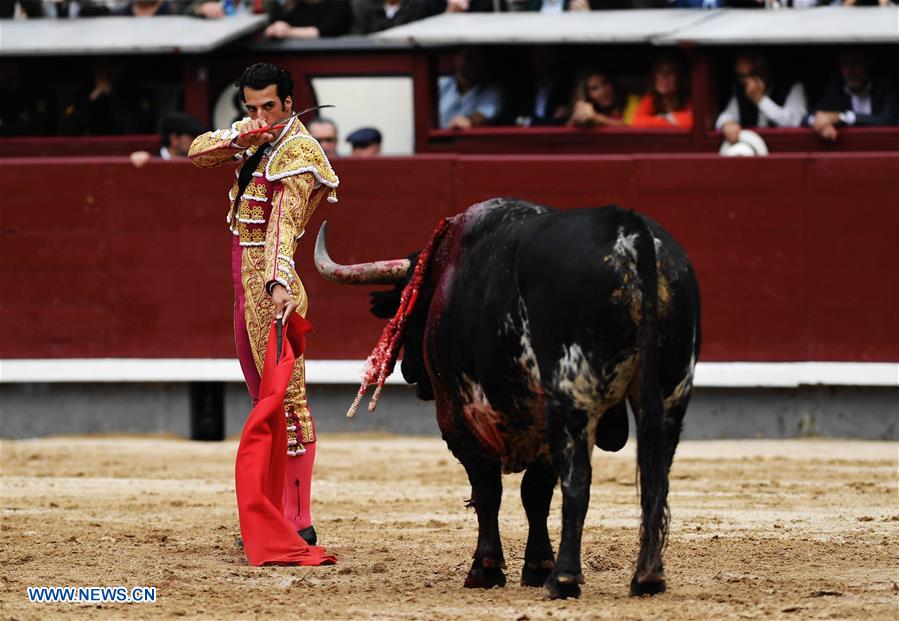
[464,558,507,589]
[629,572,667,596]
[543,572,584,600]
[521,559,554,587]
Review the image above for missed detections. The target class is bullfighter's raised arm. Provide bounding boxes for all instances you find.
[188,119,252,168]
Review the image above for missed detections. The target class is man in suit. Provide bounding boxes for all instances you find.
[808,48,898,142]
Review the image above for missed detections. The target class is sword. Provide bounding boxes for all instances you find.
[276,318,283,364]
[239,104,335,138]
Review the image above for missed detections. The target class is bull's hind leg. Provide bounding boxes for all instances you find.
[544,407,592,599]
[520,459,557,587]
[457,449,507,589]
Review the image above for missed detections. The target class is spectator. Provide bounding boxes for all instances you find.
[567,67,639,128]
[842,0,895,6]
[60,62,157,136]
[2,0,111,16]
[0,62,56,136]
[425,0,507,14]
[438,47,503,129]
[346,126,382,156]
[808,49,898,142]
[0,0,42,16]
[518,0,598,11]
[186,0,272,18]
[716,51,806,144]
[118,1,174,15]
[308,117,339,158]
[266,0,352,39]
[353,0,426,33]
[130,112,207,168]
[505,45,574,127]
[630,55,692,129]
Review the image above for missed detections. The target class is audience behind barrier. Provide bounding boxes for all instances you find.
[716,50,807,145]
[2,4,897,142]
[3,0,897,19]
[438,47,504,129]
[504,46,575,127]
[807,48,898,141]
[630,55,693,129]
[307,117,340,159]
[567,66,639,128]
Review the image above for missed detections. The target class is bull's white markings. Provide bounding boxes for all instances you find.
[664,325,698,409]
[614,226,640,262]
[460,376,500,431]
[553,344,600,412]
[653,236,663,252]
[514,298,541,385]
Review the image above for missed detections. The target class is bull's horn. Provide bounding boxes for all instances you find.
[314,221,411,285]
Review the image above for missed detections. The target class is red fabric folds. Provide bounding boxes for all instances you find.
[235,314,337,566]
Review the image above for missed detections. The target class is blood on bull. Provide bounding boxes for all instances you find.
[315,198,701,599]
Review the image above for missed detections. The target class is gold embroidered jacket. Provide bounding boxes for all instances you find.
[188,117,338,450]
[188,117,339,295]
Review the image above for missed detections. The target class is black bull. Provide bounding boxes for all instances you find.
[315,199,701,598]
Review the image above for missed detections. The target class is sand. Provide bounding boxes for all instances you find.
[1,435,897,620]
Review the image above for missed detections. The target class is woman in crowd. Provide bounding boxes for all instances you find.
[567,67,639,128]
[630,55,693,129]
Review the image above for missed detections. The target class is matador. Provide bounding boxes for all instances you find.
[188,63,338,546]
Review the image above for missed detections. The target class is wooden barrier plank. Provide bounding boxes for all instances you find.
[1,154,896,362]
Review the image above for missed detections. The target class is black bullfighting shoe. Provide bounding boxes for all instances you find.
[297,525,317,546]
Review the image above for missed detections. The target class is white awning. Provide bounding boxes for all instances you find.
[659,6,899,45]
[375,8,899,46]
[0,15,267,56]
[374,10,716,46]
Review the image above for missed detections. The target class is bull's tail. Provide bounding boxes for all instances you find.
[627,210,669,595]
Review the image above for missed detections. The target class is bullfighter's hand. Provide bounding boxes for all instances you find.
[236,118,275,148]
[272,284,297,324]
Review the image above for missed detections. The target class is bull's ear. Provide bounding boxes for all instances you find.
[369,289,401,319]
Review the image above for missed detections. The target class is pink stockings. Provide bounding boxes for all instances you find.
[281,442,316,531]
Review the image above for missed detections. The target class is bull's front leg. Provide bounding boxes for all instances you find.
[545,407,593,599]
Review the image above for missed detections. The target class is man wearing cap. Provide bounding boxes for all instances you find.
[346,126,382,157]
[188,62,338,546]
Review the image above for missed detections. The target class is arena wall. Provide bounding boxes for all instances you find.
[2,152,897,362]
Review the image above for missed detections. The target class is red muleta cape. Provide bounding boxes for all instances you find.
[235,314,336,566]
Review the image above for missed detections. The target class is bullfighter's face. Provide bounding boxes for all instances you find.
[242,84,292,128]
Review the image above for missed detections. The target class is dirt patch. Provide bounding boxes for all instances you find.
[1,435,897,620]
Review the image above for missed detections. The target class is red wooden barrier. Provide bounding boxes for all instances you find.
[1,153,896,362]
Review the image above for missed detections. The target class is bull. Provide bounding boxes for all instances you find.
[315,198,701,598]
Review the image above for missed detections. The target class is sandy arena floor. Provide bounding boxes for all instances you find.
[1,434,897,620]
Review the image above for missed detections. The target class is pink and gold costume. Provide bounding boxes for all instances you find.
[189,117,338,458]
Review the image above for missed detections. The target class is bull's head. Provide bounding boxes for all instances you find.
[314,222,434,401]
